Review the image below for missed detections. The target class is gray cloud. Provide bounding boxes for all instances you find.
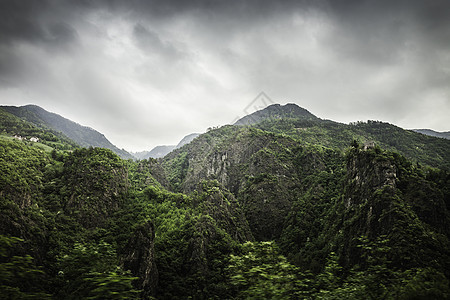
[0,0,48,44]
[0,0,449,151]
[133,23,185,61]
[46,22,79,47]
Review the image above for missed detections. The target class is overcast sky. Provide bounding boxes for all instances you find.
[1,0,449,151]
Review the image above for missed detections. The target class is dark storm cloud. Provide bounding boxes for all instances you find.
[326,0,450,58]
[0,0,48,44]
[0,0,79,87]
[0,0,77,47]
[2,0,449,46]
[105,0,313,17]
[0,0,449,150]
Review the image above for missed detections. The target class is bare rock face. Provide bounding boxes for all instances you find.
[123,221,158,299]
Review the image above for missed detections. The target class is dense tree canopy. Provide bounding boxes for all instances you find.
[1,112,450,299]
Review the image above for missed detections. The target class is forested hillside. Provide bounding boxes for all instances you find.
[0,107,78,151]
[1,105,134,159]
[1,104,450,299]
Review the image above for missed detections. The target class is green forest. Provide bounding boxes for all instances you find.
[1,105,450,299]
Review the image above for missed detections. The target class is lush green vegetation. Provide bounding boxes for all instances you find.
[1,105,450,299]
[255,118,450,170]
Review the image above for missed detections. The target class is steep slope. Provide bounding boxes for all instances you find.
[2,105,134,159]
[337,146,450,266]
[163,125,343,240]
[279,145,450,299]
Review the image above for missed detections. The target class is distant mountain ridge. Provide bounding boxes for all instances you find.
[132,146,176,160]
[412,129,450,140]
[234,103,318,125]
[1,104,203,160]
[2,103,448,161]
[133,133,201,160]
[176,133,200,148]
[2,105,134,159]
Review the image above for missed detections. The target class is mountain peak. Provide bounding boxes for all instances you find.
[234,103,318,126]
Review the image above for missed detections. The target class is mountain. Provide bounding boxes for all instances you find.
[175,133,200,148]
[159,104,450,297]
[1,105,134,159]
[165,104,450,176]
[234,103,318,125]
[1,102,450,299]
[162,117,450,235]
[132,133,201,160]
[131,151,149,160]
[413,128,450,140]
[0,106,78,150]
[132,145,176,160]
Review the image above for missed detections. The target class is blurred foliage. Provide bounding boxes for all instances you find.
[0,235,51,299]
[55,241,140,299]
[227,241,310,299]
